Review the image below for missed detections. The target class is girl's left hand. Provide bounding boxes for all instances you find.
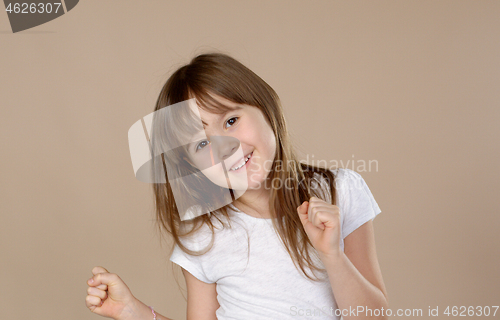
[297,197,342,259]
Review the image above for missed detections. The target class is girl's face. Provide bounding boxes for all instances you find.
[186,94,276,192]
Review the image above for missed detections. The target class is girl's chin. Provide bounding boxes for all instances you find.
[202,168,267,191]
[226,175,264,192]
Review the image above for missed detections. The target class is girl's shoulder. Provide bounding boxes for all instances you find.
[310,167,367,204]
[313,167,364,186]
[332,167,370,192]
[177,208,245,252]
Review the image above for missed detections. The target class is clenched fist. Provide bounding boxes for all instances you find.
[297,196,342,259]
[85,266,139,320]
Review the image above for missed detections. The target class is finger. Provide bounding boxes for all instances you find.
[309,204,340,218]
[307,201,317,222]
[314,210,339,229]
[312,210,329,230]
[87,278,108,289]
[297,201,309,217]
[308,204,334,212]
[96,284,108,291]
[308,205,334,230]
[308,202,337,219]
[87,287,108,300]
[86,294,102,309]
[297,201,308,213]
[308,196,327,204]
[88,272,118,287]
[297,202,310,226]
[92,266,109,275]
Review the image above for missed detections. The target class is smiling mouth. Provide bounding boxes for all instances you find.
[229,152,253,171]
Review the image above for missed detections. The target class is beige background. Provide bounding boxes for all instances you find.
[1,1,499,319]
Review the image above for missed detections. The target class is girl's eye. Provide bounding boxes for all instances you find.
[225,117,238,128]
[194,117,237,151]
[196,140,209,151]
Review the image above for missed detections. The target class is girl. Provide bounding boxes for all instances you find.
[86,53,389,320]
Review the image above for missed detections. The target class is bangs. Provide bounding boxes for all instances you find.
[187,84,246,115]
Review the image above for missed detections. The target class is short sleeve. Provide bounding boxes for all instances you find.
[337,168,382,239]
[169,242,214,284]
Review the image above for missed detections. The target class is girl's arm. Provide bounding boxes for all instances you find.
[181,268,219,320]
[124,299,175,320]
[127,268,219,320]
[322,220,389,320]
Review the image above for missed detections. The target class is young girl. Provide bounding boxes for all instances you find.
[85,53,389,320]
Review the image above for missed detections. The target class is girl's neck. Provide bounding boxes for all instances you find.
[232,187,272,219]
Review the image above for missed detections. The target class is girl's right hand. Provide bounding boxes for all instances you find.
[85,266,138,320]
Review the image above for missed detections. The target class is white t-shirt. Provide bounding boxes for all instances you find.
[169,168,382,319]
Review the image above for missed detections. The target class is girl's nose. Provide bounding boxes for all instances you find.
[209,136,240,163]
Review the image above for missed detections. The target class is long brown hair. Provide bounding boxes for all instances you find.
[152,52,337,281]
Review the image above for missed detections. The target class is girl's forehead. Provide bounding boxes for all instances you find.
[190,91,245,111]
[187,100,220,126]
[203,91,238,106]
[189,98,245,121]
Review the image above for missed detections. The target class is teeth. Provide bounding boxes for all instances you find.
[230,153,252,171]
